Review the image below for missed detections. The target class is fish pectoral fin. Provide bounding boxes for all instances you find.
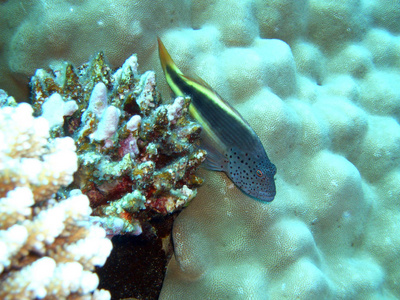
[200,144,228,171]
[203,156,225,171]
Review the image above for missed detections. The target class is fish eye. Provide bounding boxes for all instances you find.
[256,169,263,177]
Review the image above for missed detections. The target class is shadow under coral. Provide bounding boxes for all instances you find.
[96,212,177,300]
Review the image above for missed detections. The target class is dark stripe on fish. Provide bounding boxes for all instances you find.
[166,64,262,153]
[158,37,277,202]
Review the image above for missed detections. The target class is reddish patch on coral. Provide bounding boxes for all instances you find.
[103,176,134,202]
[83,182,106,208]
[83,176,134,209]
[146,197,169,215]
[144,186,157,198]
[118,134,139,158]
[120,211,132,221]
[65,116,81,135]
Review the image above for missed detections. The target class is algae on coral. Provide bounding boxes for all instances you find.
[30,52,206,236]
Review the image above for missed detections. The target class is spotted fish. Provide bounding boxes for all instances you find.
[157,38,277,202]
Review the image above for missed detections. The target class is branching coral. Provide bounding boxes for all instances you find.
[0,103,112,300]
[30,52,205,236]
[0,103,76,201]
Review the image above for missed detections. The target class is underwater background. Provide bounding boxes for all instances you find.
[1,0,400,299]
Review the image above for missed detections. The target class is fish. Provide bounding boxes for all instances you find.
[157,38,277,202]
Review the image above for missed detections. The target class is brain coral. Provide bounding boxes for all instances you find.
[0,0,400,299]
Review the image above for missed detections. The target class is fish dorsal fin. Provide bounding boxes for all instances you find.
[182,73,214,91]
[157,37,183,77]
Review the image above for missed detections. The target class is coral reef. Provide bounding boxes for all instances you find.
[30,52,205,236]
[0,0,191,100]
[0,89,17,107]
[27,50,205,299]
[1,50,205,299]
[0,103,112,299]
[1,0,400,299]
[158,2,400,300]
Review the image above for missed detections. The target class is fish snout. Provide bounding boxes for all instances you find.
[256,188,276,202]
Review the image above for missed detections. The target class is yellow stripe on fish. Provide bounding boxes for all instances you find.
[158,38,276,202]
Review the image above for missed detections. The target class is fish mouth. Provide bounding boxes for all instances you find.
[251,190,275,202]
[261,195,275,202]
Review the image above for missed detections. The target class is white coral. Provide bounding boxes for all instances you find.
[0,103,77,200]
[41,93,78,128]
[90,105,121,147]
[0,103,48,158]
[0,103,112,300]
[167,96,186,124]
[84,82,108,120]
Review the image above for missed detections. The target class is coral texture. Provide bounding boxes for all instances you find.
[0,103,112,300]
[156,1,400,300]
[30,52,205,236]
[0,0,400,299]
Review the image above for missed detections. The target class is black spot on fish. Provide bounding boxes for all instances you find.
[226,146,276,202]
[158,38,276,202]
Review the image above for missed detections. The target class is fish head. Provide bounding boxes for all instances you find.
[226,146,276,202]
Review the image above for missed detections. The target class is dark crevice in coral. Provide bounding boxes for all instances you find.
[96,212,177,300]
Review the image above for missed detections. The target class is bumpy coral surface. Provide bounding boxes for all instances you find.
[158,2,400,300]
[30,52,205,236]
[0,103,112,300]
[1,0,400,299]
